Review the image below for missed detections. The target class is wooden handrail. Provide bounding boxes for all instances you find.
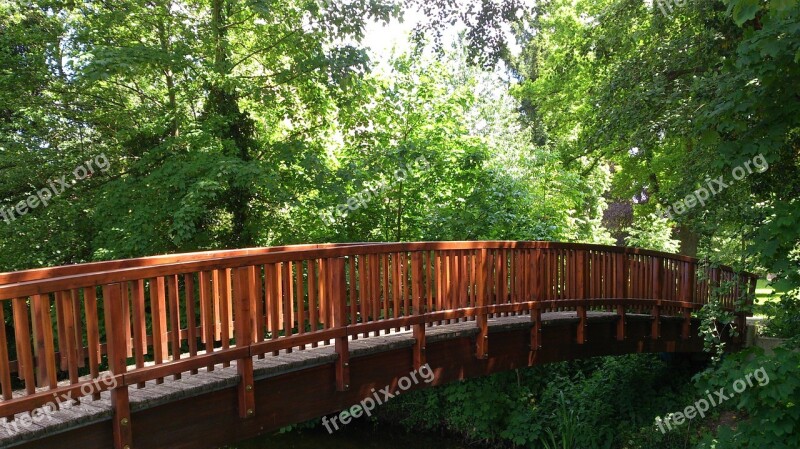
[0,241,756,449]
[0,242,752,301]
[0,243,385,285]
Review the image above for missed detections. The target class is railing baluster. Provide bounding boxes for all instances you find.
[427,251,435,323]
[220,269,233,365]
[402,252,410,327]
[524,249,532,306]
[266,263,280,353]
[167,275,182,378]
[199,271,216,369]
[514,249,522,308]
[131,280,147,387]
[281,262,293,352]
[497,249,506,304]
[60,290,80,391]
[476,248,488,359]
[459,250,468,315]
[150,277,167,383]
[435,251,443,324]
[533,249,543,302]
[12,297,35,395]
[391,253,400,326]
[317,259,327,334]
[296,262,306,341]
[382,253,390,325]
[361,255,370,328]
[374,254,382,328]
[0,303,13,408]
[55,291,68,372]
[307,261,318,347]
[348,257,358,337]
[185,273,199,371]
[211,270,222,343]
[412,252,426,370]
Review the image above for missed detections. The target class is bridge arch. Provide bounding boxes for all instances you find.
[0,242,754,448]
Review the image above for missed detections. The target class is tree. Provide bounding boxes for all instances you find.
[512,0,799,292]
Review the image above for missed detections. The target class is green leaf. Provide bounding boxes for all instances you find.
[772,0,794,12]
[731,0,762,26]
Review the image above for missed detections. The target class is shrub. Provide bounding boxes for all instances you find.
[693,345,800,449]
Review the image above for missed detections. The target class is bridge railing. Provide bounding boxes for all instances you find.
[0,242,755,448]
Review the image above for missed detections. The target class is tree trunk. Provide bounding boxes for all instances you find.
[677,225,700,257]
[207,0,256,247]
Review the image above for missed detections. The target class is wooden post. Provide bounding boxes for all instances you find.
[476,249,488,359]
[616,304,626,341]
[576,251,587,344]
[738,277,756,347]
[615,250,627,341]
[576,304,587,344]
[532,249,543,350]
[233,267,255,419]
[13,298,36,395]
[681,307,692,340]
[651,301,661,340]
[411,252,426,370]
[103,283,133,449]
[331,258,350,391]
[621,249,629,299]
[651,258,662,340]
[652,257,662,301]
[531,307,542,351]
[0,303,12,409]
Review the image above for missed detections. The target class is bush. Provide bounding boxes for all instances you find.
[693,344,800,449]
[376,354,701,449]
[760,290,800,343]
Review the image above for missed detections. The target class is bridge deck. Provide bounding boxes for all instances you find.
[0,310,658,448]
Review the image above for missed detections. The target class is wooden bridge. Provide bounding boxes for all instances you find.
[0,242,754,449]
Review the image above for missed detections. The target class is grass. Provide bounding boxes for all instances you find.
[753,278,783,318]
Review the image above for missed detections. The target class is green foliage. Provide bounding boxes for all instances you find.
[0,0,612,270]
[541,392,580,449]
[696,264,753,363]
[760,289,800,342]
[377,355,699,449]
[513,0,800,289]
[694,345,800,449]
[262,41,612,245]
[697,297,738,364]
[624,212,680,253]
